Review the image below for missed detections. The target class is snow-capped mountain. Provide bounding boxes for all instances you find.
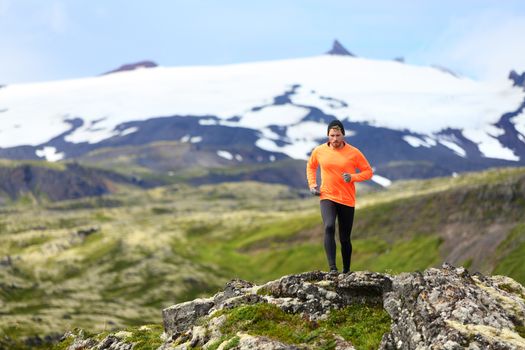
[1,41,524,186]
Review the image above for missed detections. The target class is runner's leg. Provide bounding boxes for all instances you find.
[320,199,338,271]
[337,204,355,273]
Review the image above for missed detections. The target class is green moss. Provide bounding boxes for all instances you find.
[223,335,240,349]
[124,324,164,350]
[50,336,74,350]
[220,303,324,345]
[206,335,230,350]
[218,302,391,349]
[323,304,391,350]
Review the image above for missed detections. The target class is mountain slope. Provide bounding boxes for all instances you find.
[0,161,152,203]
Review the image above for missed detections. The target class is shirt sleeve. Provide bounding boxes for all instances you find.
[306,148,319,188]
[351,149,373,182]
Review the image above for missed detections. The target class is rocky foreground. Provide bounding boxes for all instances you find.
[61,264,525,349]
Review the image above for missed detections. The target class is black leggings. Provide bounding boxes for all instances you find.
[320,199,355,271]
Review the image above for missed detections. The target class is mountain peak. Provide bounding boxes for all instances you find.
[102,60,158,75]
[326,39,355,56]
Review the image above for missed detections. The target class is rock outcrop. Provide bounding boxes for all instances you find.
[160,264,525,350]
[59,264,525,350]
[509,70,525,89]
[382,264,525,349]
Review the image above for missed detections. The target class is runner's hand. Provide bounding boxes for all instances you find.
[310,186,320,196]
[342,173,351,183]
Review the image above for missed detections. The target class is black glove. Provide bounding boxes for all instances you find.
[310,186,320,196]
[342,173,352,183]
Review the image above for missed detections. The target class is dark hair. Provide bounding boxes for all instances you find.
[327,120,345,135]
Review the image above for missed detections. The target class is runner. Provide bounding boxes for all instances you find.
[306,120,373,273]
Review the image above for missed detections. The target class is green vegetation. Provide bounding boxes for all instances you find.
[214,302,390,349]
[0,166,524,348]
[324,304,392,349]
[120,325,164,350]
[352,235,443,274]
[493,223,525,284]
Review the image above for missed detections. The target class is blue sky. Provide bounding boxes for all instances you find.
[1,0,525,84]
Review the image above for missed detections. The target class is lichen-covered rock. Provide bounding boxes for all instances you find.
[162,297,215,338]
[223,332,302,349]
[60,330,136,350]
[163,270,393,349]
[336,270,393,305]
[260,272,345,319]
[66,337,98,350]
[97,335,133,350]
[383,263,525,349]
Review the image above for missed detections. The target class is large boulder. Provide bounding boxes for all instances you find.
[161,264,525,349]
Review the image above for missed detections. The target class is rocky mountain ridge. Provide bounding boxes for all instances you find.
[60,264,525,350]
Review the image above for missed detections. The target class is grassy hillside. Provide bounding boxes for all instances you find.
[1,167,524,348]
[0,160,148,204]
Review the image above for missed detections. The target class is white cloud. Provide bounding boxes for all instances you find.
[415,11,525,82]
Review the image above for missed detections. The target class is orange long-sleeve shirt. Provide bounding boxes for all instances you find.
[306,143,373,207]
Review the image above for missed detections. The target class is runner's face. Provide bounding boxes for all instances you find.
[328,128,344,148]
